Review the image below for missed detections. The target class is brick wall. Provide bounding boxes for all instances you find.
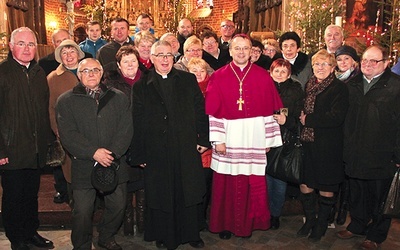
[44,0,90,45]
[191,0,239,36]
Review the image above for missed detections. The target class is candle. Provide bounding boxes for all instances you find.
[335,16,343,27]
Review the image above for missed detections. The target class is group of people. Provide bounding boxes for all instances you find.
[0,13,399,250]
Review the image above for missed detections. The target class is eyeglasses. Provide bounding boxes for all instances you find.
[233,47,251,52]
[79,68,102,75]
[14,42,36,48]
[152,53,174,59]
[361,59,386,65]
[264,49,276,53]
[221,25,234,30]
[313,62,332,68]
[186,49,202,53]
[251,48,262,54]
[203,41,217,46]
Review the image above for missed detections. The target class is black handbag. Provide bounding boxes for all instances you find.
[383,168,400,218]
[266,125,303,184]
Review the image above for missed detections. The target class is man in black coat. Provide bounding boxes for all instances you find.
[0,27,53,250]
[337,45,400,249]
[96,18,134,68]
[176,18,194,55]
[131,40,209,249]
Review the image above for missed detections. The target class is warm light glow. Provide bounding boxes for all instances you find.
[49,21,58,30]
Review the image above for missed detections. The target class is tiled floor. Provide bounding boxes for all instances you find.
[1,174,400,249]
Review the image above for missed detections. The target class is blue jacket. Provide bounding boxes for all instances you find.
[79,38,108,58]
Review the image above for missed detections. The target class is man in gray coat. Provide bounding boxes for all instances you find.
[337,45,400,250]
[56,58,133,250]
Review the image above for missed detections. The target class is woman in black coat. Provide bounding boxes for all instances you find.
[267,59,304,229]
[102,45,144,236]
[297,50,349,242]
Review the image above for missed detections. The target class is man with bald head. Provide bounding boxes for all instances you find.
[0,27,53,250]
[219,19,235,50]
[177,18,194,55]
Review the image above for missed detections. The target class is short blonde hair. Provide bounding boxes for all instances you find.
[134,30,156,46]
[262,38,280,52]
[187,58,208,71]
[312,49,337,67]
[183,36,202,54]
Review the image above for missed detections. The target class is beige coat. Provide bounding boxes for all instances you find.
[47,64,78,182]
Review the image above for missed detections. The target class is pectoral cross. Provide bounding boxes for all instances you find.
[237,97,244,111]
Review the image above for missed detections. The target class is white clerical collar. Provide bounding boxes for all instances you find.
[283,53,298,64]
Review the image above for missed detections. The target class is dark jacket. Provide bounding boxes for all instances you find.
[291,52,312,89]
[56,83,133,189]
[303,77,349,185]
[96,38,134,67]
[344,68,400,179]
[254,54,273,71]
[177,33,189,55]
[102,69,144,190]
[0,53,51,169]
[202,49,231,70]
[130,68,209,212]
[275,78,305,131]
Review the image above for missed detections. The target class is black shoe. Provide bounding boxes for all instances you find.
[98,240,122,250]
[53,192,69,204]
[11,242,30,250]
[219,231,232,240]
[189,239,205,248]
[25,233,54,248]
[270,216,280,230]
[156,240,167,249]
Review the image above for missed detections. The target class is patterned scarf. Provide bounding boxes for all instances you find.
[301,72,335,142]
[335,67,354,81]
[86,87,102,104]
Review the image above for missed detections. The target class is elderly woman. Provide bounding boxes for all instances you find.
[174,35,214,75]
[47,39,85,205]
[267,59,304,229]
[262,38,282,61]
[134,30,156,70]
[279,32,312,89]
[102,45,144,236]
[298,49,349,242]
[335,45,360,83]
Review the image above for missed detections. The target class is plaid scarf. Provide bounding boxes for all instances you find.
[301,72,335,142]
[86,87,102,104]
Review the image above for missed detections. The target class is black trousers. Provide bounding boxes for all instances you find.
[53,165,68,195]
[1,168,41,244]
[347,177,392,244]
